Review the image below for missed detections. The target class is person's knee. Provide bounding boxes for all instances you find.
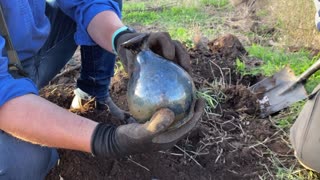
[290,86,320,172]
[291,124,320,172]
[0,131,59,179]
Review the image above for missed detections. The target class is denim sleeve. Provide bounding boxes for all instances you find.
[0,37,38,107]
[56,0,122,45]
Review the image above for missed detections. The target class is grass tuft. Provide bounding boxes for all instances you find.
[114,60,125,75]
[200,0,229,8]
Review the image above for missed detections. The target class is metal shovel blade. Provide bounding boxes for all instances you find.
[249,67,308,118]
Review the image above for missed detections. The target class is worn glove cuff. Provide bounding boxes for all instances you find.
[112,26,136,55]
[90,123,121,157]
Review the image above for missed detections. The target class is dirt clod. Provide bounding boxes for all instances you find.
[223,85,260,115]
[208,34,248,60]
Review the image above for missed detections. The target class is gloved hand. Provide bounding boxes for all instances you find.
[115,31,192,76]
[91,98,205,157]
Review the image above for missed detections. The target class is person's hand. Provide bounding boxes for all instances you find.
[90,98,205,157]
[115,32,191,76]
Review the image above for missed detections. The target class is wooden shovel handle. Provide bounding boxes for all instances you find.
[297,58,320,83]
[279,59,320,95]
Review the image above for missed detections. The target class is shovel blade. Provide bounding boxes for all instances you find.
[249,67,308,118]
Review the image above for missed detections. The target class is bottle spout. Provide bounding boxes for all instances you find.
[120,33,149,54]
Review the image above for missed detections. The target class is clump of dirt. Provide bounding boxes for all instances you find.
[208,34,248,61]
[190,34,262,87]
[189,46,225,84]
[223,85,260,115]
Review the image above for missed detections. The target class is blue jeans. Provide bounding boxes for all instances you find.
[0,0,122,179]
[22,3,118,102]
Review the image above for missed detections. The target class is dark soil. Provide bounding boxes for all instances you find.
[45,34,291,180]
[223,85,260,115]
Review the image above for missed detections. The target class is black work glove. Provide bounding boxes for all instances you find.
[91,98,205,157]
[115,32,192,77]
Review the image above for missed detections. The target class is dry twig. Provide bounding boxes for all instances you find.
[174,145,203,168]
[127,157,150,172]
[209,60,225,86]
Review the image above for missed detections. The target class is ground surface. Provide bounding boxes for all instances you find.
[44,33,295,180]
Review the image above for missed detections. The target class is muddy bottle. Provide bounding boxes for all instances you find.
[122,34,196,130]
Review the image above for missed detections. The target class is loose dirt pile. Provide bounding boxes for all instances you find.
[45,34,291,180]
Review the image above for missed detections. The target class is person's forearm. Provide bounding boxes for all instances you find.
[0,94,98,153]
[87,11,124,52]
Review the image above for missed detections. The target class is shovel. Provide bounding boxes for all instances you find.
[249,59,320,118]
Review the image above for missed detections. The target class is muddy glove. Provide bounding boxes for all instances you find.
[113,29,191,76]
[91,98,205,157]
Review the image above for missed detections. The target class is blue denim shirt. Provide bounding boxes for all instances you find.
[0,0,121,106]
